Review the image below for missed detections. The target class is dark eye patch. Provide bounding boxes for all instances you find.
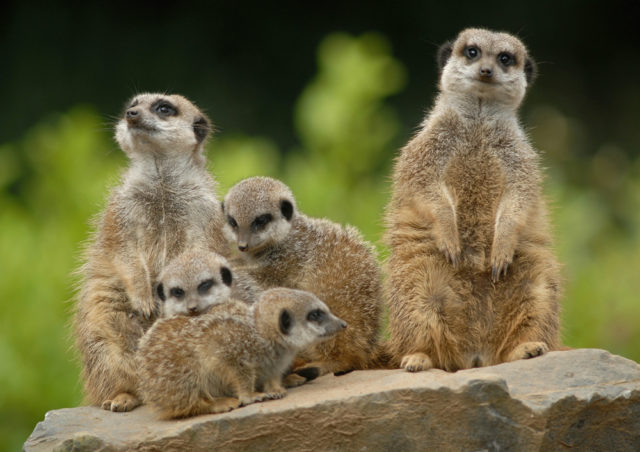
[464,46,480,60]
[307,309,326,322]
[251,213,273,231]
[498,52,515,67]
[170,287,185,299]
[197,279,215,295]
[151,99,178,117]
[227,215,238,229]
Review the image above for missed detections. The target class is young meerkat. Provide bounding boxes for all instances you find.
[157,249,259,317]
[222,177,383,377]
[74,93,229,412]
[385,28,562,372]
[137,288,346,419]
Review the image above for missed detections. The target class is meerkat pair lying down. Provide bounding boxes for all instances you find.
[138,284,346,419]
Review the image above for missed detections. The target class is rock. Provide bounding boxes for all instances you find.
[24,349,640,451]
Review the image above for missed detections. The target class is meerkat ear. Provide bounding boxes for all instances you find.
[220,201,225,213]
[193,116,210,143]
[279,309,292,335]
[437,40,453,72]
[220,266,232,287]
[157,283,166,301]
[280,199,293,221]
[524,57,537,85]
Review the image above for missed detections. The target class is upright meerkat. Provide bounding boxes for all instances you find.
[385,28,561,372]
[74,93,229,412]
[157,249,259,317]
[137,288,346,419]
[222,177,383,377]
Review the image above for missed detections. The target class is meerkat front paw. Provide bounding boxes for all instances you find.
[506,342,549,362]
[437,234,461,267]
[262,378,287,399]
[101,392,141,412]
[401,353,434,372]
[490,238,516,282]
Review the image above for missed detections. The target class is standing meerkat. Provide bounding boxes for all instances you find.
[156,249,259,317]
[137,288,347,419]
[74,93,229,412]
[385,28,562,372]
[222,177,383,377]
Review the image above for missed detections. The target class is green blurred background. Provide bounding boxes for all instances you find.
[2,1,639,449]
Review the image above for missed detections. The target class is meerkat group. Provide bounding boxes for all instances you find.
[74,27,563,419]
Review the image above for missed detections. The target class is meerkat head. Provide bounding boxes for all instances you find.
[156,250,233,317]
[254,288,347,350]
[222,177,296,255]
[437,28,537,108]
[115,93,211,163]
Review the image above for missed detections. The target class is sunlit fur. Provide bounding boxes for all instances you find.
[74,93,229,412]
[136,288,345,419]
[385,29,562,372]
[223,177,384,376]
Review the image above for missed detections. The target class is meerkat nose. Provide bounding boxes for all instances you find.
[126,109,140,123]
[339,320,347,330]
[480,67,493,78]
[238,243,249,252]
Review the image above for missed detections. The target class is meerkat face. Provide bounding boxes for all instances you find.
[256,288,347,350]
[438,28,536,107]
[222,177,296,256]
[115,93,211,160]
[156,251,233,317]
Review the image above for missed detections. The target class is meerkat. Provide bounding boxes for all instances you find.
[74,93,230,412]
[156,249,259,317]
[137,288,346,419]
[221,176,383,378]
[384,28,562,373]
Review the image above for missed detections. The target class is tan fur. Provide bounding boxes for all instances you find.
[222,177,384,377]
[385,29,561,372]
[74,93,229,411]
[136,288,346,419]
[157,249,258,317]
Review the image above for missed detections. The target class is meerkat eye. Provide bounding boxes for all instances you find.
[498,52,515,67]
[170,287,185,299]
[197,279,214,295]
[251,213,273,231]
[227,215,238,229]
[153,101,177,117]
[307,309,326,322]
[464,46,480,60]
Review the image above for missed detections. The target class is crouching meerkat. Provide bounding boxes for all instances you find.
[137,288,346,419]
[74,93,229,412]
[157,249,260,317]
[385,28,562,372]
[222,177,384,377]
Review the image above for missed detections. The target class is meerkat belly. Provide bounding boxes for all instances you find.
[445,146,506,255]
[128,187,215,265]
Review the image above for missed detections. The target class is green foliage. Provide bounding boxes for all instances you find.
[1,32,639,451]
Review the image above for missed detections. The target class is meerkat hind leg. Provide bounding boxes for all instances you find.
[101,392,141,412]
[401,353,434,372]
[505,341,549,362]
